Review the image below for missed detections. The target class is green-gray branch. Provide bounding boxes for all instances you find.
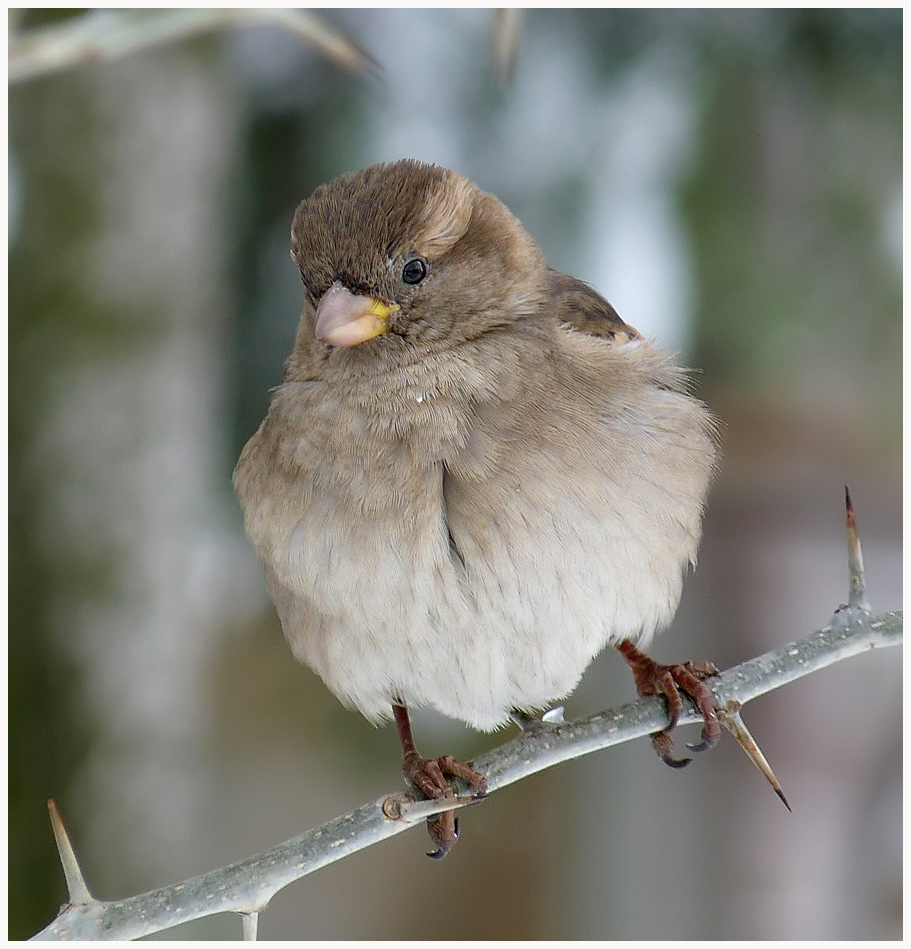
[32,607,901,941]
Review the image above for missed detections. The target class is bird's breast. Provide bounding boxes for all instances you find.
[242,344,715,730]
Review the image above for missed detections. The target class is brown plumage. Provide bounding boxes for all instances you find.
[234,159,719,856]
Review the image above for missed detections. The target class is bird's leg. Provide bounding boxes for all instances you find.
[392,702,487,859]
[615,639,721,767]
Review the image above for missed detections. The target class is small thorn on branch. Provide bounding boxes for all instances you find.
[491,8,522,82]
[240,911,259,941]
[48,799,95,905]
[395,793,481,825]
[843,485,871,613]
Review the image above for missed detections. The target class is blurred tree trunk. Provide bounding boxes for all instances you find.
[9,27,246,938]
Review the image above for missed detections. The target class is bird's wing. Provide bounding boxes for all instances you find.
[546,268,642,344]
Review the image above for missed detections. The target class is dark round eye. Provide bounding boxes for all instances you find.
[402,257,427,285]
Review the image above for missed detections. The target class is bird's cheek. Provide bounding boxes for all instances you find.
[314,283,400,348]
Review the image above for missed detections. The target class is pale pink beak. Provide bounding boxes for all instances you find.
[314,282,399,348]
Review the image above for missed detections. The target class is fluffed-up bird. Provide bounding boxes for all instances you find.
[234,159,722,857]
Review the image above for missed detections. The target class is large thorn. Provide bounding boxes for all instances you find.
[716,703,791,811]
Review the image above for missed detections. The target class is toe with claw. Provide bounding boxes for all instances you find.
[616,639,721,767]
[394,703,487,858]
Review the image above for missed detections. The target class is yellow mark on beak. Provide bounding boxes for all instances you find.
[315,283,399,347]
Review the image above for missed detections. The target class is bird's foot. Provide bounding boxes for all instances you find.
[402,751,488,859]
[393,702,487,859]
[615,639,721,767]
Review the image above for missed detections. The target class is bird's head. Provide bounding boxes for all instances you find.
[289,160,547,356]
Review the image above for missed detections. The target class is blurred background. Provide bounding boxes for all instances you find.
[9,8,902,940]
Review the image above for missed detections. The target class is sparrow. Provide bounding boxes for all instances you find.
[234,159,720,857]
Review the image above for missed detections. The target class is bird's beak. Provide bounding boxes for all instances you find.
[314,283,399,348]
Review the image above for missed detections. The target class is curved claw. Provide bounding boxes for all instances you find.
[659,751,692,769]
[685,737,714,754]
[686,719,722,754]
[651,730,691,768]
[426,816,459,860]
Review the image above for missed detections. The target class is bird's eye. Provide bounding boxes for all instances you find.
[401,257,427,285]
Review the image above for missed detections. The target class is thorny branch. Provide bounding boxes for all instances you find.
[31,492,901,941]
[8,7,521,85]
[8,9,380,84]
